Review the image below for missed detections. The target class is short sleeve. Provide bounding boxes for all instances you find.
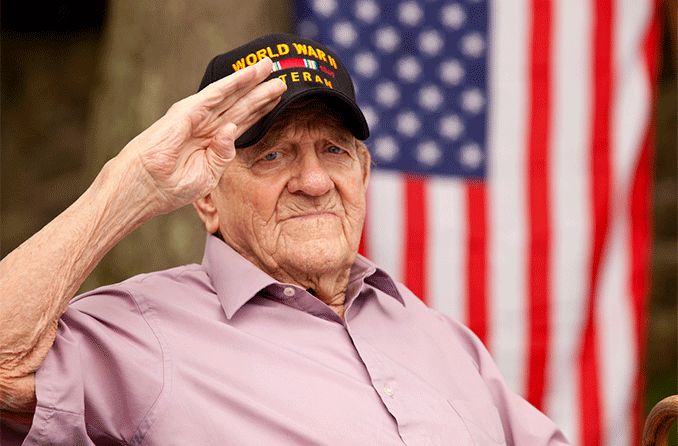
[436,312,571,446]
[19,286,167,446]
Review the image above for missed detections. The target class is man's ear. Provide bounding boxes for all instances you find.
[192,193,220,234]
[357,141,371,187]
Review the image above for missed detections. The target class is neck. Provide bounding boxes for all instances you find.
[269,266,351,319]
[221,236,354,319]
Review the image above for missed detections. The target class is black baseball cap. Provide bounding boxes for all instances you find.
[198,33,370,148]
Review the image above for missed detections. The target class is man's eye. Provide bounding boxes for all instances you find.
[262,151,281,161]
[327,145,345,155]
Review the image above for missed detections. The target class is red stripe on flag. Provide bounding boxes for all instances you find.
[404,176,428,303]
[580,0,614,443]
[630,7,660,444]
[629,122,653,446]
[525,0,552,410]
[466,182,488,345]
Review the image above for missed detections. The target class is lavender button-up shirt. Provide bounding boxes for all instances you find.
[12,236,568,445]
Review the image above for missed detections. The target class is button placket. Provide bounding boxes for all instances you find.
[351,333,399,404]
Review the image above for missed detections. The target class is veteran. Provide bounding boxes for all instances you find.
[0,34,569,445]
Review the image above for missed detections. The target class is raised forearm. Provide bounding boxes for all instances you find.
[0,156,155,377]
[0,58,283,415]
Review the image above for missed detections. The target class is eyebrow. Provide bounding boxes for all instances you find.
[244,140,275,161]
[329,132,355,148]
[246,127,356,161]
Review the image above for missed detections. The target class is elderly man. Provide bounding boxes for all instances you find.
[0,34,568,445]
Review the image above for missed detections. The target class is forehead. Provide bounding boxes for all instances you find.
[256,110,354,148]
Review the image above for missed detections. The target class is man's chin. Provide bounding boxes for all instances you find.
[280,239,354,274]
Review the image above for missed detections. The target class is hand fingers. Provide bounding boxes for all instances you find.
[209,60,278,117]
[220,78,286,129]
[191,58,274,112]
[195,77,284,137]
[211,70,286,122]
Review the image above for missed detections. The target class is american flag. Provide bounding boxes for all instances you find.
[296,0,660,445]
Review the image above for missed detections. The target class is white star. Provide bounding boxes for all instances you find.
[439,59,465,85]
[438,114,464,140]
[418,29,444,56]
[396,111,421,137]
[418,84,444,111]
[373,26,401,53]
[374,136,399,162]
[461,88,485,114]
[375,81,401,108]
[398,1,424,26]
[355,0,380,23]
[360,105,379,129]
[354,52,379,77]
[417,140,443,166]
[332,22,358,47]
[461,32,485,58]
[312,0,337,17]
[396,56,422,82]
[441,3,466,29]
[460,143,483,169]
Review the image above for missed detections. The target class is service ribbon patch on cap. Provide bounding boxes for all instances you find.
[230,41,338,89]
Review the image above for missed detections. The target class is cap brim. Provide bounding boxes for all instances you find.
[234,87,370,149]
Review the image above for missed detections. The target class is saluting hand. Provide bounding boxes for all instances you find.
[117,57,285,216]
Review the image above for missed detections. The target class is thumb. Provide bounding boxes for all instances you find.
[206,122,237,172]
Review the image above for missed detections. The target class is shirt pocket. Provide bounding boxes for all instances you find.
[447,399,507,445]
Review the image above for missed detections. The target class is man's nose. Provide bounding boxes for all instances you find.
[287,151,333,196]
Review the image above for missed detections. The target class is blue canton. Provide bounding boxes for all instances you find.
[295,0,489,178]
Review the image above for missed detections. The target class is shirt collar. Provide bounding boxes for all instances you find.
[348,254,406,307]
[201,235,405,319]
[202,235,277,319]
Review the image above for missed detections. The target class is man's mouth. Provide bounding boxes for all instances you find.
[283,211,337,221]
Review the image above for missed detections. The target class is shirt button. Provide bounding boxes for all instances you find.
[383,385,394,397]
[283,287,295,297]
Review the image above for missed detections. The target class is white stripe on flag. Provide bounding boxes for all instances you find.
[598,1,653,444]
[368,171,405,282]
[487,0,528,394]
[597,219,635,446]
[427,176,466,322]
[614,0,652,184]
[545,0,593,441]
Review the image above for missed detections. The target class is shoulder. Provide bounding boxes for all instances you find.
[60,263,212,372]
[73,263,207,300]
[36,265,209,443]
[70,263,208,315]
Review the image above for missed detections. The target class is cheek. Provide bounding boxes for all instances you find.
[338,173,368,221]
[249,188,281,223]
[234,175,288,226]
